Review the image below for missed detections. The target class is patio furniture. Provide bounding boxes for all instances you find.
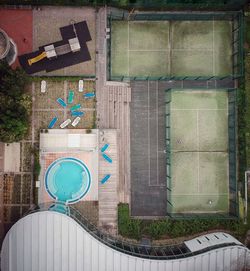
[84,92,95,99]
[60,119,71,128]
[67,90,74,104]
[101,174,111,184]
[101,143,109,153]
[70,104,81,111]
[48,117,58,129]
[102,153,112,163]
[78,80,84,92]
[72,117,81,127]
[71,111,84,117]
[41,80,47,93]
[57,98,67,108]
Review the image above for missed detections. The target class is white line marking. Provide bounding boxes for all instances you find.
[172,48,214,51]
[172,193,228,196]
[128,49,170,52]
[172,150,227,153]
[127,49,214,52]
[169,21,171,75]
[171,108,227,111]
[128,22,130,76]
[156,81,159,185]
[197,110,200,193]
[213,19,215,76]
[148,80,151,186]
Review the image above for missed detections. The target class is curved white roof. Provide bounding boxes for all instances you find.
[1,211,250,271]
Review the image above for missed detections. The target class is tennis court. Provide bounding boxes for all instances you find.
[111,20,232,78]
[130,81,166,217]
[168,89,230,214]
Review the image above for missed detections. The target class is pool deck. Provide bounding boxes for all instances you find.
[38,130,99,204]
[98,129,118,233]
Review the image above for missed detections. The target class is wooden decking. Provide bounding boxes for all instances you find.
[97,83,131,203]
[96,8,131,232]
[98,129,118,233]
[0,143,4,243]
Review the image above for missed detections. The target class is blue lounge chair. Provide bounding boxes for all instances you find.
[84,92,95,99]
[48,117,58,129]
[102,153,112,163]
[57,98,67,108]
[101,144,109,153]
[101,174,111,184]
[71,111,84,117]
[70,104,81,111]
[68,90,74,104]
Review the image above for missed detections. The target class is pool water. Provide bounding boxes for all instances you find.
[45,158,91,204]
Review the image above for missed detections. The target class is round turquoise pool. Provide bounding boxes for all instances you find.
[45,158,91,204]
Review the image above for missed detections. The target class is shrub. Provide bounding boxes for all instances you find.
[0,61,31,143]
[34,157,41,177]
[146,220,171,239]
[118,204,242,240]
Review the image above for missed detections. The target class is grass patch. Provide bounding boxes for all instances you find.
[245,55,250,169]
[246,18,250,48]
[118,203,250,241]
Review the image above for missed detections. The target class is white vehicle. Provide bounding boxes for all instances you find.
[60,119,71,128]
[41,80,47,93]
[78,79,83,92]
[72,117,81,127]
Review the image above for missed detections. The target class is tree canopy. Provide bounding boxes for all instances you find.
[0,61,31,143]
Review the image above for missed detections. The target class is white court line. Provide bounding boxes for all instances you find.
[128,22,130,76]
[128,49,170,52]
[169,22,172,75]
[148,80,151,186]
[172,193,229,196]
[213,19,215,76]
[197,110,200,193]
[171,108,227,111]
[172,48,214,51]
[171,150,227,153]
[127,49,214,52]
[156,81,159,185]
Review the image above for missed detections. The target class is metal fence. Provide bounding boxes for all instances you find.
[107,0,247,9]
[107,10,244,82]
[165,90,172,216]
[2,0,247,8]
[164,88,238,219]
[228,89,238,217]
[26,203,242,259]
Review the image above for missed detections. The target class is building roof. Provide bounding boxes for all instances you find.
[1,211,250,271]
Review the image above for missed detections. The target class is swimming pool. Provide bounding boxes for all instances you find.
[45,158,91,204]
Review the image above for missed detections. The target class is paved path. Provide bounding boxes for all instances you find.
[130,81,166,217]
[0,143,4,243]
[98,129,118,233]
[96,8,132,232]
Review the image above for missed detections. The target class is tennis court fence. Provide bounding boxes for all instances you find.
[107,10,244,82]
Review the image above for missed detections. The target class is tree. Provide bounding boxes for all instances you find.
[0,61,31,143]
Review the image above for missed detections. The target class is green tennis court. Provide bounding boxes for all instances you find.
[111,20,232,78]
[168,90,229,214]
